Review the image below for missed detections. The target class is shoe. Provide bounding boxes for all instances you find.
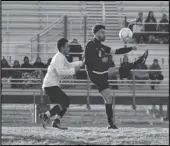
[52,119,68,130]
[135,50,149,65]
[107,124,118,129]
[39,113,49,129]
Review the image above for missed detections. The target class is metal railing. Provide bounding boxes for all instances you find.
[1,68,169,114]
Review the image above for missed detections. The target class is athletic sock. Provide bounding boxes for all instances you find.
[45,111,51,118]
[105,104,113,125]
[49,104,62,117]
[54,108,67,121]
[59,108,67,118]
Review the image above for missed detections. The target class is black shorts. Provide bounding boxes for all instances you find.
[44,86,70,107]
[88,71,109,92]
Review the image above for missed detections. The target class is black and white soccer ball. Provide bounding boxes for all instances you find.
[119,28,133,43]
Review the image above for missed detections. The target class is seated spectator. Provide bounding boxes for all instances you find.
[32,57,46,86]
[149,59,164,90]
[158,14,169,44]
[33,57,45,69]
[107,55,118,89]
[132,12,145,43]
[120,54,132,80]
[21,56,33,88]
[69,38,83,52]
[144,11,159,44]
[1,58,11,78]
[21,56,33,73]
[134,63,149,83]
[44,58,52,76]
[124,16,129,28]
[11,60,22,89]
[46,58,52,68]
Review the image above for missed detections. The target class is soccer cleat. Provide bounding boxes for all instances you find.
[52,119,68,130]
[135,50,149,65]
[107,124,118,129]
[39,113,49,129]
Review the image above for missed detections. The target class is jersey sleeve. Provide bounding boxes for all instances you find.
[66,60,84,68]
[55,57,75,76]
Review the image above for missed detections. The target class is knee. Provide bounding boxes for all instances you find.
[105,95,113,104]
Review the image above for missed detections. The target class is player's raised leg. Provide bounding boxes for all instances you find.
[108,49,149,78]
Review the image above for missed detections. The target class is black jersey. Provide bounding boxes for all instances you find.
[85,38,111,73]
[85,38,133,73]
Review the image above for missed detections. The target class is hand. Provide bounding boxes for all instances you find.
[75,66,81,72]
[102,57,109,63]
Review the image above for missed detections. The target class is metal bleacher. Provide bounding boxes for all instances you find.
[1,1,169,112]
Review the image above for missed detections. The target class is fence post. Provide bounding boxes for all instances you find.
[33,92,36,124]
[35,69,50,124]
[112,92,116,124]
[64,15,67,39]
[37,34,40,58]
[86,76,91,111]
[84,15,87,46]
[132,71,136,116]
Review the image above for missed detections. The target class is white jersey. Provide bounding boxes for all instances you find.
[42,51,83,89]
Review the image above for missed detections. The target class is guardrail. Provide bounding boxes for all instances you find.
[1,68,169,107]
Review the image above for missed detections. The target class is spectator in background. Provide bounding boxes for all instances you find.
[149,59,164,90]
[120,55,132,80]
[32,57,46,86]
[134,63,149,83]
[69,38,85,81]
[132,12,145,43]
[21,56,33,89]
[158,14,169,44]
[46,58,52,68]
[44,58,52,76]
[11,60,22,89]
[144,11,159,44]
[21,56,32,73]
[107,55,118,89]
[33,57,45,69]
[69,38,83,53]
[124,16,129,28]
[1,58,11,78]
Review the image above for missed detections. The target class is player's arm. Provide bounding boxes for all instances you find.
[65,51,85,68]
[102,44,137,55]
[85,42,108,71]
[55,58,76,76]
[66,60,84,68]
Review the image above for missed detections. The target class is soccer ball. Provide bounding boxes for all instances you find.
[119,28,133,43]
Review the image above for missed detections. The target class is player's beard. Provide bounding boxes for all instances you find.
[99,36,105,42]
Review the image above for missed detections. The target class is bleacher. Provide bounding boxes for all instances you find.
[1,1,169,114]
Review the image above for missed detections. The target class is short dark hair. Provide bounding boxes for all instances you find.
[92,24,105,34]
[154,59,158,62]
[57,38,68,51]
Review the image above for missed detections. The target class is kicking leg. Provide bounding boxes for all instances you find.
[108,50,149,79]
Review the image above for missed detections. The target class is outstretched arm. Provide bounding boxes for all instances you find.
[102,44,137,55]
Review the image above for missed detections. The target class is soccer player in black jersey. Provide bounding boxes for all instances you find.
[85,24,148,129]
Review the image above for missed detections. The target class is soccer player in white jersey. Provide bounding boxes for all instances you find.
[40,38,84,129]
